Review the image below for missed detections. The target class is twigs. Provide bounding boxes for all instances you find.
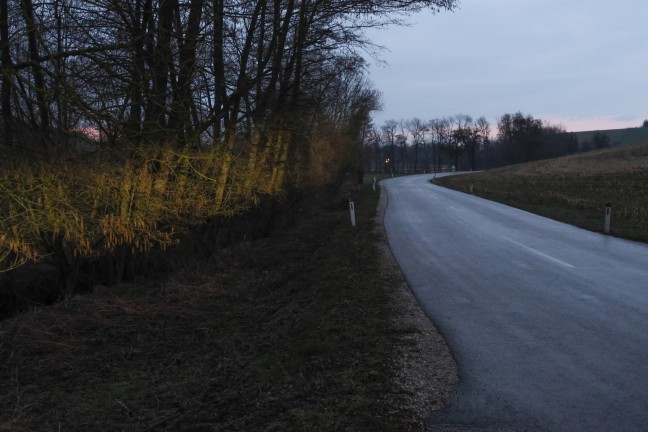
[0,143,282,273]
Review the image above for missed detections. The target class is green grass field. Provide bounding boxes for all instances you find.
[436,142,648,243]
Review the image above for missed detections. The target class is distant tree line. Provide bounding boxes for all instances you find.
[363,114,491,174]
[363,111,615,173]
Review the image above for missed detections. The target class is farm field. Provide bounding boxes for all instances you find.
[572,126,648,147]
[436,142,648,243]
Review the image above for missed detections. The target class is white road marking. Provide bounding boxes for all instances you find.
[501,236,576,269]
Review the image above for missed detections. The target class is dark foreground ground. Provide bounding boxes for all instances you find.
[0,180,457,431]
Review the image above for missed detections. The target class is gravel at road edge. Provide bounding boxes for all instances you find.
[376,185,459,430]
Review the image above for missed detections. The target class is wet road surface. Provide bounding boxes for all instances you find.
[382,174,648,432]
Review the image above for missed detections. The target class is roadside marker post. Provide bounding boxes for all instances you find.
[349,200,356,227]
[469,182,474,194]
[604,203,612,234]
[372,176,376,192]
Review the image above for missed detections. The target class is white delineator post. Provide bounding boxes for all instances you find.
[349,200,356,227]
[372,176,377,192]
[604,203,612,234]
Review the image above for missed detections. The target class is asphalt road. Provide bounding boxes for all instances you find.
[382,173,648,432]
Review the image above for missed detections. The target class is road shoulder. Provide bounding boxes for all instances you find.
[376,184,459,428]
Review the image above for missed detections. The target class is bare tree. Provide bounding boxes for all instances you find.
[429,117,452,172]
[382,119,398,174]
[363,125,382,172]
[406,117,427,173]
[497,112,543,164]
[0,0,11,145]
[0,0,457,172]
[21,0,51,140]
[439,115,467,170]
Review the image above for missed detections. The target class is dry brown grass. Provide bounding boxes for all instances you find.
[512,141,648,176]
[0,143,284,274]
[437,142,648,242]
[0,181,453,431]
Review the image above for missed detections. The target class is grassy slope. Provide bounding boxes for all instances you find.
[437,142,648,243]
[0,178,451,431]
[572,126,648,147]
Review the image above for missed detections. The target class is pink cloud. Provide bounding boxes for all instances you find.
[73,127,102,141]
[543,116,646,133]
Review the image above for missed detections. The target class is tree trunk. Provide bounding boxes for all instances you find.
[21,0,50,140]
[169,0,203,146]
[144,0,176,141]
[0,0,12,146]
[212,0,226,143]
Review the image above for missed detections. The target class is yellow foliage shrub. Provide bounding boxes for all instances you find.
[0,142,283,272]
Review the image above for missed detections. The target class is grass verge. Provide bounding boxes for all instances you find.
[0,179,453,431]
[436,143,648,243]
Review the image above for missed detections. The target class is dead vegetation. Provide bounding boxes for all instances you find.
[0,143,284,275]
[0,181,457,431]
[437,142,648,242]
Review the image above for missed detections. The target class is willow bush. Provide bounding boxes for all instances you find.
[0,142,284,274]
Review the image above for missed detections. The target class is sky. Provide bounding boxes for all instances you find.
[365,0,648,134]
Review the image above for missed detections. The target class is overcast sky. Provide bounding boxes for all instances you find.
[365,0,648,133]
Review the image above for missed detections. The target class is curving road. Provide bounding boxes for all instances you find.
[382,174,648,432]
